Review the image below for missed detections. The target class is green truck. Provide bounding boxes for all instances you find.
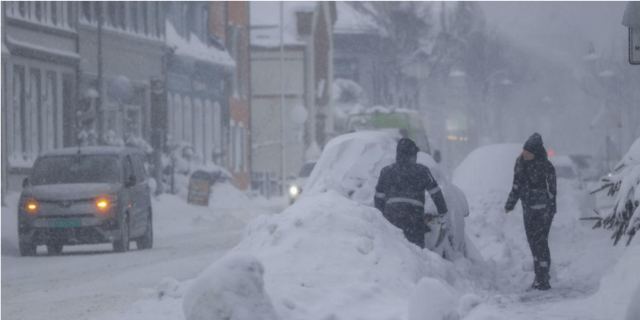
[346,109,432,154]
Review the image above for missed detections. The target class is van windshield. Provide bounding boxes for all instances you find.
[30,155,122,185]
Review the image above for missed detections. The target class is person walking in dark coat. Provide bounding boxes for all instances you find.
[374,138,448,248]
[505,133,557,290]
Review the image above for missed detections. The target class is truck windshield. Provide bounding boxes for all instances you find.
[30,155,121,185]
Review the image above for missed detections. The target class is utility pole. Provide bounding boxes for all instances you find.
[279,2,286,196]
[96,3,104,144]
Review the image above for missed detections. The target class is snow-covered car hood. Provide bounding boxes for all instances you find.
[23,183,122,201]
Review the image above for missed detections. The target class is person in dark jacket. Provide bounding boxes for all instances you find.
[505,133,557,290]
[375,138,448,248]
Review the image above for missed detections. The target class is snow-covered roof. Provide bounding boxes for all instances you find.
[250,2,316,48]
[6,36,79,60]
[334,2,385,36]
[165,21,235,68]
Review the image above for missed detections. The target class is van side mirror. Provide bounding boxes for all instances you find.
[22,177,29,188]
[125,175,137,188]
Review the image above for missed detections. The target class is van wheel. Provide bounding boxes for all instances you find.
[136,210,153,250]
[113,214,130,252]
[19,242,36,256]
[46,243,63,255]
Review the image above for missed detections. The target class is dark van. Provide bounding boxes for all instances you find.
[18,147,153,256]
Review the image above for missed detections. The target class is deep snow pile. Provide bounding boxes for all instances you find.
[183,254,278,320]
[225,191,478,320]
[304,130,474,259]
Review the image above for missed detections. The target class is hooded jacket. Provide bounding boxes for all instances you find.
[505,133,557,213]
[374,138,448,215]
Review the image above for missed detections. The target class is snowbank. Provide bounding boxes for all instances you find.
[452,143,597,291]
[452,144,522,197]
[228,191,474,320]
[183,254,278,320]
[586,242,640,319]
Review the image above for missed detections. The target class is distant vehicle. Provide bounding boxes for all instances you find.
[568,154,605,182]
[18,147,153,256]
[346,108,432,154]
[551,155,584,190]
[288,162,316,204]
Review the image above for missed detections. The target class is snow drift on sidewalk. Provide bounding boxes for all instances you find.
[223,191,476,320]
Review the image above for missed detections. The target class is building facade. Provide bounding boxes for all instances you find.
[76,2,165,149]
[164,2,233,173]
[210,2,252,190]
[2,2,80,190]
[250,2,335,195]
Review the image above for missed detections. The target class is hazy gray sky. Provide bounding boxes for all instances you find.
[481,2,628,67]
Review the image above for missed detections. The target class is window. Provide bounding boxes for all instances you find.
[204,100,213,163]
[155,2,163,37]
[51,2,59,25]
[35,2,42,21]
[173,94,183,142]
[140,2,148,35]
[230,121,236,170]
[123,156,134,181]
[31,155,122,185]
[183,96,193,145]
[29,69,41,156]
[228,26,240,97]
[12,65,26,156]
[133,154,147,181]
[130,2,138,32]
[107,2,116,27]
[18,2,26,18]
[45,72,58,151]
[67,2,74,28]
[81,1,92,22]
[193,98,204,160]
[213,102,221,152]
[118,2,126,29]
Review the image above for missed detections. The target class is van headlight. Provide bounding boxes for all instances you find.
[289,185,301,198]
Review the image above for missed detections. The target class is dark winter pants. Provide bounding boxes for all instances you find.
[523,208,554,283]
[383,203,426,248]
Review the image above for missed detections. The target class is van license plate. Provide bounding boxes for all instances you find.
[49,219,81,228]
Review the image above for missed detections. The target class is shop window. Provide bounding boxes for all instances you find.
[81,1,92,23]
[130,2,138,32]
[29,69,41,156]
[12,65,26,156]
[183,96,193,145]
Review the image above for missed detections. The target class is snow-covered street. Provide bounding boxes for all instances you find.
[1,191,285,320]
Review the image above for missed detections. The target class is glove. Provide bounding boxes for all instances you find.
[505,207,512,214]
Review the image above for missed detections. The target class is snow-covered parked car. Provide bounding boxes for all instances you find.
[287,162,316,204]
[594,137,640,245]
[302,131,474,260]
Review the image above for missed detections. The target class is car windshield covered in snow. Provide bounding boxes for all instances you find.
[30,155,121,185]
[298,162,315,178]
